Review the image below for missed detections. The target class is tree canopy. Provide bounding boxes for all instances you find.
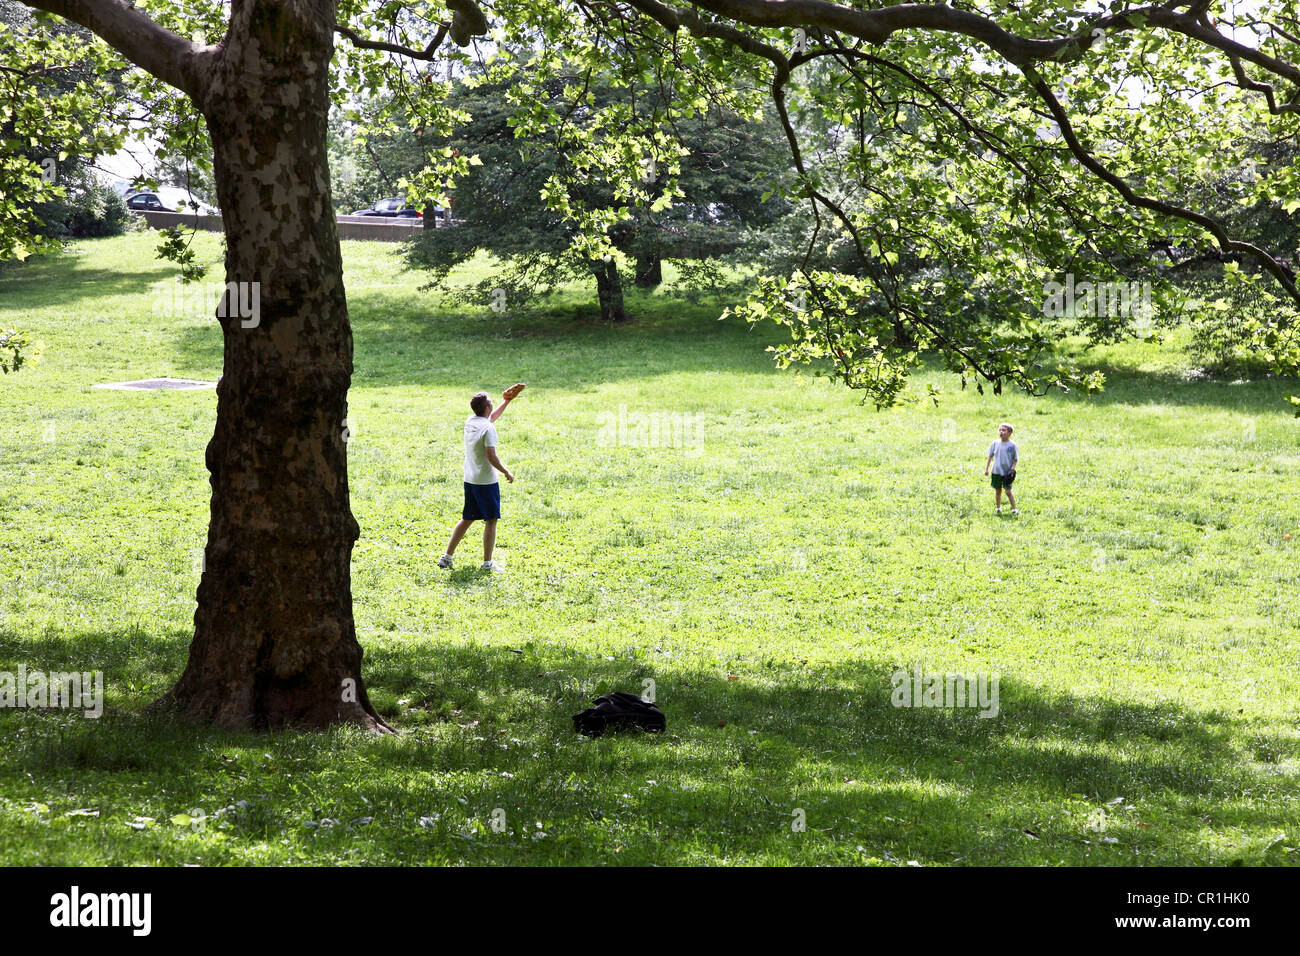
[378,66,794,320]
[11,1,1300,401]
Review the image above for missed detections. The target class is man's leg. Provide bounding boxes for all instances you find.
[446,518,474,556]
[483,519,498,562]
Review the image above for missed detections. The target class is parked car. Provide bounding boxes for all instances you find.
[350,197,424,218]
[351,197,454,223]
[123,189,217,214]
[125,191,174,212]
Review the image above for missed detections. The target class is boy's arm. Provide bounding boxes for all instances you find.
[984,453,993,475]
[486,446,514,482]
[489,383,526,423]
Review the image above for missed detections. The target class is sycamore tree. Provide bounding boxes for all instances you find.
[5,0,1300,732]
[0,0,502,733]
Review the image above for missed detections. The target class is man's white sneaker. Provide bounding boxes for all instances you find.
[437,554,453,569]
[481,560,503,572]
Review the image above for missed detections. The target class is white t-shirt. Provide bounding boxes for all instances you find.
[464,415,499,484]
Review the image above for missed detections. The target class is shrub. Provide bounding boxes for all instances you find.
[1184,275,1299,378]
[0,327,41,373]
[31,177,129,240]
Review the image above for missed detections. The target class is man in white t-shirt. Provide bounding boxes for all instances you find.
[437,384,524,572]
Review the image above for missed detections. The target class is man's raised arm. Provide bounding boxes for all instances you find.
[489,383,526,422]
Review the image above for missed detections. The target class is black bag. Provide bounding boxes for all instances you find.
[573,691,666,737]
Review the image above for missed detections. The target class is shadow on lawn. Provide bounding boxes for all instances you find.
[0,250,178,309]
[166,286,782,394]
[157,278,1295,418]
[4,629,1292,863]
[1053,365,1297,416]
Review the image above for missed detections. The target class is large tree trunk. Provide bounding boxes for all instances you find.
[155,0,389,732]
[591,258,626,322]
[634,253,662,289]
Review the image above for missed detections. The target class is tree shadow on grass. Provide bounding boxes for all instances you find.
[0,250,179,310]
[0,625,187,700]
[8,242,1291,419]
[155,277,1296,417]
[163,286,783,394]
[1051,364,1297,416]
[3,629,1294,864]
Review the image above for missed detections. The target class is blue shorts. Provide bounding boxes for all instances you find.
[462,482,501,521]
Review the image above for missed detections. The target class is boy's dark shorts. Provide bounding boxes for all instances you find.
[463,482,501,521]
[991,472,1015,489]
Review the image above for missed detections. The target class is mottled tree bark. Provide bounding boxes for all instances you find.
[154,0,389,732]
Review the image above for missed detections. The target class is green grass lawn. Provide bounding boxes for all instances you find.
[1,232,1297,865]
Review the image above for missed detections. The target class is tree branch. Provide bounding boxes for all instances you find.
[640,0,1146,65]
[18,0,206,97]
[334,0,487,59]
[629,0,1300,84]
[334,22,450,60]
[622,0,1300,308]
[1025,70,1300,304]
[446,0,487,47]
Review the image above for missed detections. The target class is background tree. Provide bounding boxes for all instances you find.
[392,67,792,320]
[1146,121,1300,375]
[0,0,131,257]
[604,1,1300,408]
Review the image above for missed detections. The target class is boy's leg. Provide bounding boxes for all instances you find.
[482,519,498,562]
[446,518,474,556]
[1006,487,1016,510]
[994,486,1002,509]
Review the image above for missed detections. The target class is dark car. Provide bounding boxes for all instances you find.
[350,197,424,218]
[125,192,174,212]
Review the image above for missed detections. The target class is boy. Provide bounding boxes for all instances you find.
[438,384,524,572]
[984,422,1019,515]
